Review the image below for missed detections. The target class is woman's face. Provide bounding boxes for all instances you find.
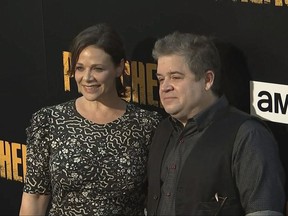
[74,45,123,102]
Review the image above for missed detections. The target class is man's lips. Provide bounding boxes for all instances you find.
[162,96,177,100]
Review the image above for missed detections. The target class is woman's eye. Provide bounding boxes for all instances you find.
[75,66,84,71]
[92,67,104,72]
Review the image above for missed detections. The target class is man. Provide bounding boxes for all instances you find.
[147,32,286,216]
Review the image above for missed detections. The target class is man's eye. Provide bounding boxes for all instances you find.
[171,76,181,79]
[157,78,164,83]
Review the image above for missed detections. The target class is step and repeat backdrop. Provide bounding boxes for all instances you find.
[1,0,288,215]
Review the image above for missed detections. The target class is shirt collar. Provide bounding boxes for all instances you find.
[169,95,229,132]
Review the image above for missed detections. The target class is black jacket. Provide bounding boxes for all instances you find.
[147,107,253,216]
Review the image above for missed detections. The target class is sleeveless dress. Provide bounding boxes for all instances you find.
[23,100,162,215]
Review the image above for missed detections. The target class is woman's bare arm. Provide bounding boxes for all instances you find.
[19,192,51,216]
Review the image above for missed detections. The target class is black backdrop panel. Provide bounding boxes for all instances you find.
[41,0,288,108]
[0,1,46,215]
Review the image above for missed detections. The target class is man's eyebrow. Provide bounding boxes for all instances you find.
[156,71,183,76]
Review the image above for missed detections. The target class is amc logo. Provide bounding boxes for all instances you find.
[250,81,288,124]
[257,91,288,114]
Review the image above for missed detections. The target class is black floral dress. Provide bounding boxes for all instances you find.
[23,100,162,215]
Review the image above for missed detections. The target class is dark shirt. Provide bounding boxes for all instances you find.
[157,96,285,216]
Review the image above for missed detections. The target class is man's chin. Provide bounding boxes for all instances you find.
[165,110,179,118]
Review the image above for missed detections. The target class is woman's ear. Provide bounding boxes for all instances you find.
[116,59,125,77]
[204,70,215,90]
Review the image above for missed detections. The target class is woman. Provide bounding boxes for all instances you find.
[19,23,162,216]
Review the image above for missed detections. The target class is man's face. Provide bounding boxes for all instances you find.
[156,54,208,124]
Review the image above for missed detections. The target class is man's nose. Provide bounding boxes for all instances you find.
[160,79,173,92]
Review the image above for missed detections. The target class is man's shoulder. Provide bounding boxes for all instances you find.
[226,106,271,133]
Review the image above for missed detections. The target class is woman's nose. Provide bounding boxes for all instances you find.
[83,70,93,81]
